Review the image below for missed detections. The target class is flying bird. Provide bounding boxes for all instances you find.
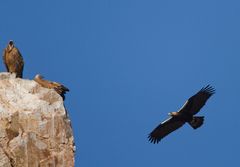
[148,85,215,144]
[3,40,24,78]
[34,74,69,100]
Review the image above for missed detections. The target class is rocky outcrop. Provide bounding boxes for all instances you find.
[0,73,75,167]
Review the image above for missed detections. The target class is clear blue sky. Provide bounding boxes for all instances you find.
[1,0,240,166]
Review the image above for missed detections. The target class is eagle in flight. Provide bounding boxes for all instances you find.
[3,40,24,78]
[34,74,69,100]
[148,85,215,144]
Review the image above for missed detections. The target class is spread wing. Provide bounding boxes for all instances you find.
[179,85,215,115]
[148,117,185,144]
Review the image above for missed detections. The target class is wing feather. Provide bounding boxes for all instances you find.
[11,48,24,77]
[35,77,69,100]
[148,117,185,144]
[179,85,215,115]
[2,49,9,71]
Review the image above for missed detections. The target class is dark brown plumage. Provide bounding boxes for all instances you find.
[148,85,215,144]
[34,74,69,100]
[3,40,24,78]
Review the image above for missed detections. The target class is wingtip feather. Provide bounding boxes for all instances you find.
[201,85,216,95]
[148,134,161,144]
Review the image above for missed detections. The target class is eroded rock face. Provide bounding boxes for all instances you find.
[0,73,75,167]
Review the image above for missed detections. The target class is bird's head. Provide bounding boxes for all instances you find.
[168,112,179,116]
[35,74,44,79]
[7,40,14,51]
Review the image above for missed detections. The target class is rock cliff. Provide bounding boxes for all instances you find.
[0,73,75,167]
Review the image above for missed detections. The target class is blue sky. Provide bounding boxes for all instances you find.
[1,0,240,166]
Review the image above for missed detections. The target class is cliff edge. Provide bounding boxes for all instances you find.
[0,73,74,167]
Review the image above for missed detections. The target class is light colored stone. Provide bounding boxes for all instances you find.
[0,73,75,167]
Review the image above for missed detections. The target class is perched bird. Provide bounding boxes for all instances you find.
[3,40,24,78]
[148,85,215,144]
[34,74,69,100]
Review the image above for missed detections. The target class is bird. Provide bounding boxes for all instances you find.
[3,40,24,78]
[34,74,69,100]
[148,85,215,144]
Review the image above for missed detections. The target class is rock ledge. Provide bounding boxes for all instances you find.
[0,73,74,167]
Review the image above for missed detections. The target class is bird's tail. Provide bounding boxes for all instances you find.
[188,116,204,129]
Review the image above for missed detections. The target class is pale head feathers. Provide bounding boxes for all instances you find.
[35,74,44,79]
[7,40,14,51]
